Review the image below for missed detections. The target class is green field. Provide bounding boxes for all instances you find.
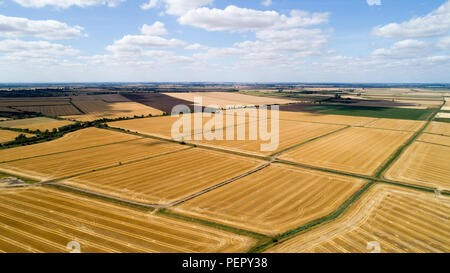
[434,118,450,123]
[307,105,434,120]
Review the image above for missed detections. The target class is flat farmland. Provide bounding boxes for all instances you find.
[266,184,450,253]
[65,100,164,121]
[364,118,425,132]
[191,120,345,156]
[173,164,366,236]
[0,98,70,107]
[0,117,74,131]
[276,111,377,126]
[0,187,256,253]
[417,133,450,146]
[163,92,293,108]
[279,127,413,175]
[385,141,450,190]
[425,122,450,136]
[0,129,34,144]
[0,127,140,163]
[0,138,185,181]
[16,105,81,116]
[61,148,263,205]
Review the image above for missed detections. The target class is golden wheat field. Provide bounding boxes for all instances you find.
[0,117,74,131]
[0,129,34,144]
[417,133,450,146]
[15,105,81,116]
[266,184,450,253]
[0,98,70,107]
[279,127,413,175]
[364,118,425,132]
[0,138,185,181]
[64,100,164,121]
[61,148,263,205]
[0,187,256,253]
[275,111,377,126]
[173,164,366,236]
[425,122,450,136]
[385,141,450,190]
[0,128,140,163]
[163,92,293,108]
[190,120,345,156]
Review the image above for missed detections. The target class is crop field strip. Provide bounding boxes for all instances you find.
[0,117,74,131]
[0,187,256,253]
[278,127,413,176]
[59,148,264,206]
[0,129,34,144]
[424,121,450,136]
[15,105,82,116]
[0,137,187,182]
[384,141,450,191]
[172,164,366,236]
[417,133,450,146]
[265,184,450,253]
[0,127,141,163]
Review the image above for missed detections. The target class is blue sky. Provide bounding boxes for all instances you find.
[0,0,449,82]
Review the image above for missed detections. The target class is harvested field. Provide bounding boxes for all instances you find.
[266,184,450,253]
[277,111,377,126]
[191,120,345,156]
[174,164,366,236]
[385,141,450,190]
[0,187,255,253]
[279,127,413,175]
[436,112,450,119]
[15,105,81,116]
[0,129,34,144]
[0,106,19,113]
[65,99,164,121]
[61,148,263,205]
[163,92,293,108]
[364,118,425,132]
[417,133,450,146]
[425,122,450,136]
[122,93,197,113]
[0,128,140,163]
[0,117,74,131]
[0,138,184,181]
[0,98,70,107]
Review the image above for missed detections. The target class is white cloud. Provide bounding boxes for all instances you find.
[0,39,79,62]
[437,36,450,50]
[140,0,213,15]
[106,35,186,56]
[367,0,381,6]
[372,1,450,38]
[0,14,85,40]
[178,5,329,32]
[141,21,168,36]
[185,43,209,50]
[371,39,430,59]
[12,0,125,8]
[140,0,159,10]
[261,0,272,7]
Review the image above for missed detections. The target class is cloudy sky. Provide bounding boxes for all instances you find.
[0,0,449,83]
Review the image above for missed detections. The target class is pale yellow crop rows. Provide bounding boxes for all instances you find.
[0,117,74,131]
[61,148,263,205]
[276,111,377,126]
[163,92,293,108]
[0,187,256,253]
[0,129,34,144]
[417,133,450,146]
[279,127,413,175]
[267,184,450,253]
[0,127,140,163]
[365,118,425,132]
[425,122,450,136]
[0,138,184,181]
[385,141,450,190]
[174,164,366,236]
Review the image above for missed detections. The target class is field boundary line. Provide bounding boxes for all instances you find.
[0,137,145,164]
[69,98,86,114]
[270,126,349,157]
[374,105,442,179]
[415,140,450,148]
[40,146,193,184]
[249,181,376,253]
